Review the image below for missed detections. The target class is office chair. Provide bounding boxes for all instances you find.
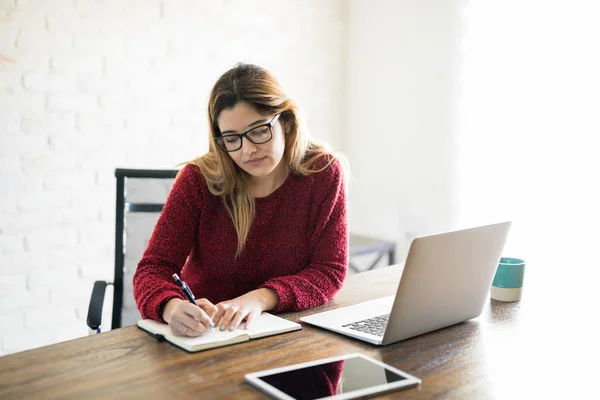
[86,168,178,334]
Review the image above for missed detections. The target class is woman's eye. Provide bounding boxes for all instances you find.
[253,128,268,135]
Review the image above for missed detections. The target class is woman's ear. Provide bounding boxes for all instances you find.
[283,119,292,134]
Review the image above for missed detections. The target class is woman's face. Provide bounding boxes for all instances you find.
[217,102,286,180]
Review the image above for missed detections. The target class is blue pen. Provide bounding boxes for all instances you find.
[172,273,215,335]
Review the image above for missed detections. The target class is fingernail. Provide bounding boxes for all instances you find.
[209,321,215,328]
[220,325,225,331]
[228,325,235,331]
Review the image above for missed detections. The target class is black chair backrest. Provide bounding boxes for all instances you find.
[113,168,178,329]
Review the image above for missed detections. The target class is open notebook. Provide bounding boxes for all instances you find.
[137,312,301,353]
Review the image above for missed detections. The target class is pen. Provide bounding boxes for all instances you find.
[172,273,215,335]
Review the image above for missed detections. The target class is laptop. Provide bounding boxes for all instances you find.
[300,222,511,345]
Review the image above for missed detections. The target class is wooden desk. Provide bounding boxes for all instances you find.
[0,266,595,399]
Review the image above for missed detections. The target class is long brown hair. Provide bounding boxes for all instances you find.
[182,63,346,255]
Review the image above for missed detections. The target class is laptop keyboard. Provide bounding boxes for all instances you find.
[342,314,390,337]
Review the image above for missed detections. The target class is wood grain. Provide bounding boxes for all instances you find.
[0,266,592,399]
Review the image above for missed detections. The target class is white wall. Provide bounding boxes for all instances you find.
[345,0,463,257]
[458,1,600,318]
[0,0,346,355]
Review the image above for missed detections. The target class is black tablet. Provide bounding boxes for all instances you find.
[245,353,421,400]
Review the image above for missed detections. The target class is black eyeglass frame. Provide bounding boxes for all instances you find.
[214,113,281,152]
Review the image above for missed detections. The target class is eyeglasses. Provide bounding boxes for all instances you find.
[214,114,281,152]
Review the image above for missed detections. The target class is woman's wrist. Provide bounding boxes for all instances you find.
[162,298,183,323]
[253,288,279,311]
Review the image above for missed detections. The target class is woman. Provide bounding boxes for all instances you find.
[133,63,348,337]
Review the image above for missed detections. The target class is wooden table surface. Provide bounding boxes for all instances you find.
[0,265,596,399]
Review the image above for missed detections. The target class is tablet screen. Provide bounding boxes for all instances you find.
[246,354,420,400]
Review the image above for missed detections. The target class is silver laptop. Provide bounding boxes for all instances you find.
[300,222,511,345]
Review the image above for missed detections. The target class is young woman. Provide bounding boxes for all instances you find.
[133,63,348,337]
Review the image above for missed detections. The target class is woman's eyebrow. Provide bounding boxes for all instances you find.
[221,118,269,135]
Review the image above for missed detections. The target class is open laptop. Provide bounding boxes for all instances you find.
[300,222,511,345]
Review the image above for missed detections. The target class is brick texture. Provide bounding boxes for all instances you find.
[0,0,346,355]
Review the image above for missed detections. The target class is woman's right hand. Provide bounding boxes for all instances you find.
[162,298,218,337]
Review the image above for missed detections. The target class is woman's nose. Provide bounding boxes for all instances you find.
[241,136,258,153]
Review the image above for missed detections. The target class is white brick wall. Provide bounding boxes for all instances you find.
[0,0,346,355]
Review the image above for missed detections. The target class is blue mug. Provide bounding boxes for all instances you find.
[491,257,525,302]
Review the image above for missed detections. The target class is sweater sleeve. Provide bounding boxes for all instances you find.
[261,158,349,311]
[132,164,203,322]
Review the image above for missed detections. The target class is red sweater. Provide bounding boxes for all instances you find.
[133,158,348,322]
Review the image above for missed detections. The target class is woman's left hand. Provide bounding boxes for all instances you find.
[214,288,278,332]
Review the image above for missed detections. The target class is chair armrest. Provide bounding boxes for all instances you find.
[87,281,112,334]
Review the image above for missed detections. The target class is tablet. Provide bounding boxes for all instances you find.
[245,353,421,400]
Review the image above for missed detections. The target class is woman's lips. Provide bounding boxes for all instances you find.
[246,157,266,165]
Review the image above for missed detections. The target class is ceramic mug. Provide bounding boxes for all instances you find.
[491,257,525,302]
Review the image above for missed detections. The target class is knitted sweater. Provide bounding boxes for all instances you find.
[133,158,348,322]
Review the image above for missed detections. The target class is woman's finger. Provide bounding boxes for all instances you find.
[217,306,238,332]
[244,309,262,330]
[170,319,199,337]
[229,308,249,331]
[213,302,228,324]
[196,298,218,319]
[180,302,213,330]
